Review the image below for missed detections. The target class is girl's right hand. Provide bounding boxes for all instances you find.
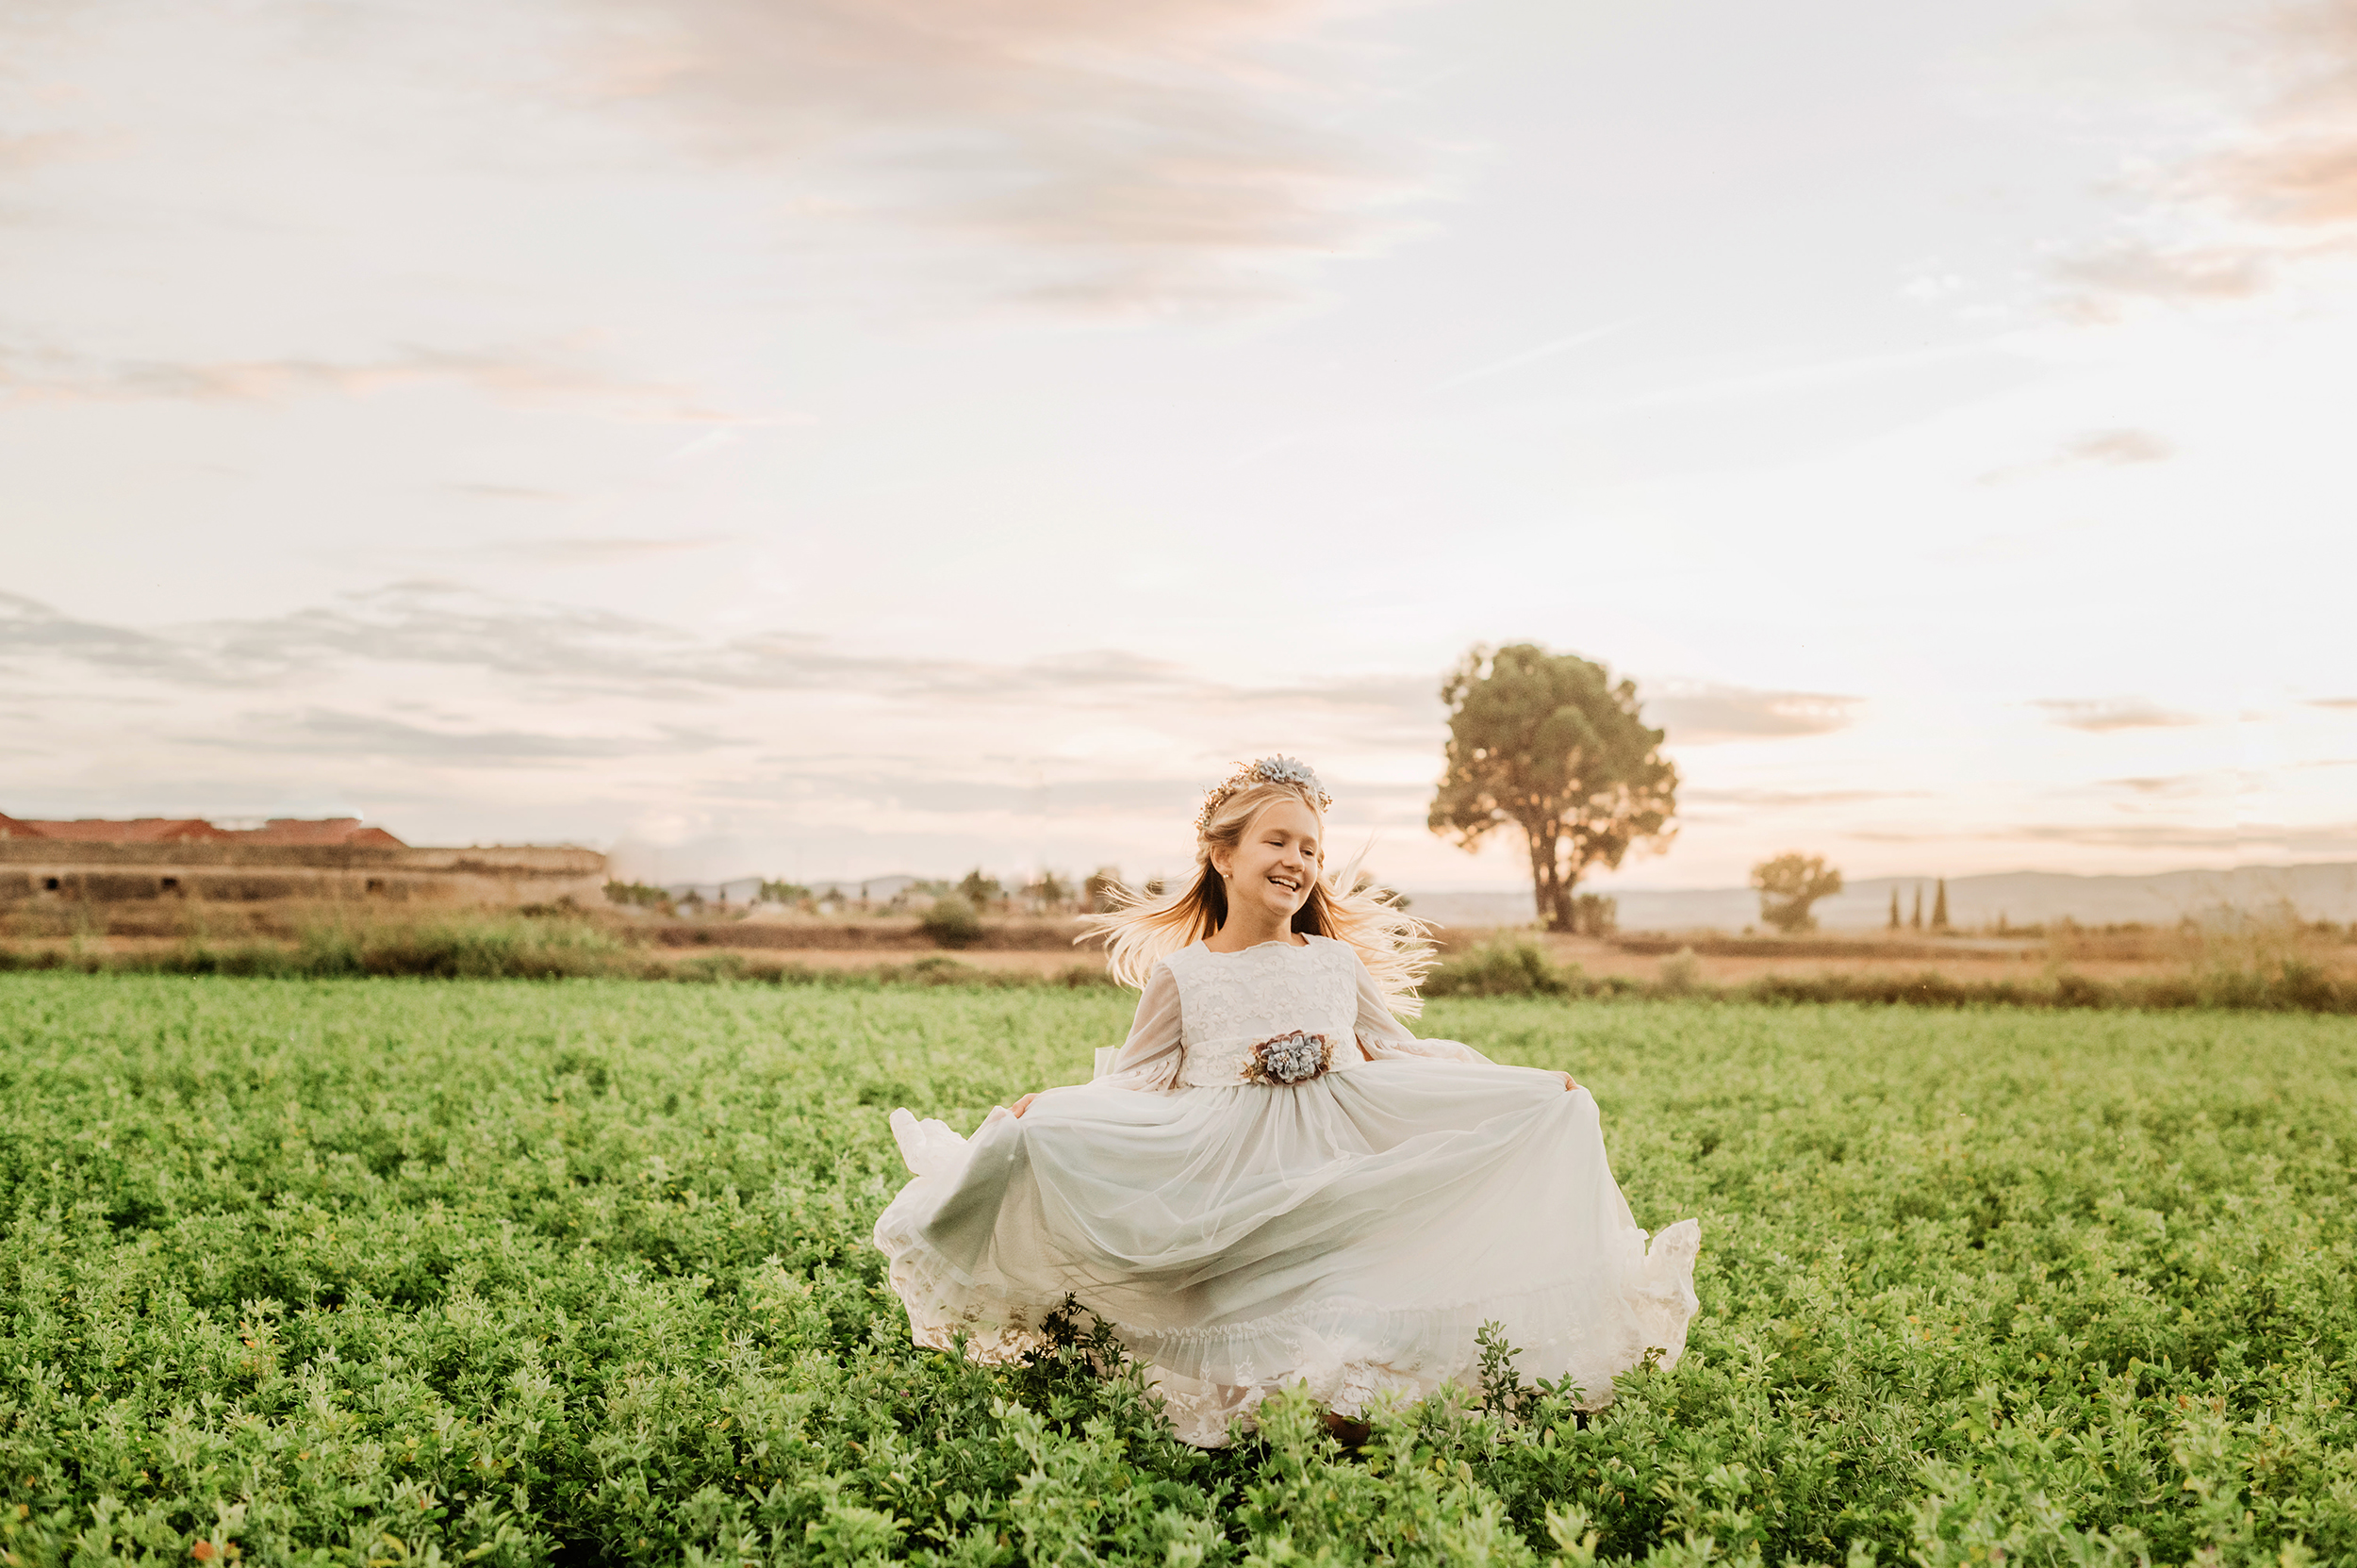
[1010,1093,1040,1118]
[1560,1072,1580,1093]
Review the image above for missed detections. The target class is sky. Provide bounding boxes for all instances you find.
[3,0,2354,895]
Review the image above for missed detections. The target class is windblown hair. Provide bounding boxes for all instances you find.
[1078,779,1437,1016]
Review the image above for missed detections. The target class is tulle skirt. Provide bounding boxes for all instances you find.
[875,1059,1700,1447]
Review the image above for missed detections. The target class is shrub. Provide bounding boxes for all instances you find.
[1424,938,1580,998]
[918,898,984,949]
[1657,946,1703,996]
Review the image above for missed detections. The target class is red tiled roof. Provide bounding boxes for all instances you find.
[23,818,236,843]
[236,818,407,847]
[2,816,407,848]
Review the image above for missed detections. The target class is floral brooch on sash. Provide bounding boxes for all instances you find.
[1244,1030,1334,1086]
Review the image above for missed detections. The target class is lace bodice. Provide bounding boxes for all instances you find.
[1088,936,1495,1092]
[1162,936,1360,1087]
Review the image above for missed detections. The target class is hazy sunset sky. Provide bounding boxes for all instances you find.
[5,0,2353,893]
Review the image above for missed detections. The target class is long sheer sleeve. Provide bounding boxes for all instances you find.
[1090,963,1186,1091]
[1351,960,1493,1065]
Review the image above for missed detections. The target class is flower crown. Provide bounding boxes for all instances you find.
[1194,755,1333,835]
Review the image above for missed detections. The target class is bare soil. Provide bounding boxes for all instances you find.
[12,902,2354,986]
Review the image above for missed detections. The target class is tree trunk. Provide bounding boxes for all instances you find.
[1525,820,1575,932]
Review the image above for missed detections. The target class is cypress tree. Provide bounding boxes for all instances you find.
[1910,886,1923,930]
[1932,877,1951,931]
[1887,888,1901,930]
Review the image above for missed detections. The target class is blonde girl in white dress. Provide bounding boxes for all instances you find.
[875,757,1699,1447]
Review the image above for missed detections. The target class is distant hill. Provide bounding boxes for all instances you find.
[1406,861,2357,933]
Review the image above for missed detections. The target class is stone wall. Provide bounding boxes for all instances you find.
[0,840,607,909]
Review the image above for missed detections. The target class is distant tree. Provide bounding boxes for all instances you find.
[957,868,1003,911]
[1083,867,1126,913]
[1025,870,1072,913]
[1911,885,1923,930]
[603,880,672,913]
[1144,876,1167,898]
[1887,888,1902,931]
[758,878,812,906]
[1931,877,1951,931]
[1751,853,1844,934]
[1428,644,1679,933]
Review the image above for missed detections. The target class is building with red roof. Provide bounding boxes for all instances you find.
[0,814,601,908]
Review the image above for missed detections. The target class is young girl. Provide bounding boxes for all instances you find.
[875,756,1698,1447]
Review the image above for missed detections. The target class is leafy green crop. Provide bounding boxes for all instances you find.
[1,975,2352,1565]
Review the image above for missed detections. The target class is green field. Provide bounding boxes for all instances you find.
[2,975,2353,1566]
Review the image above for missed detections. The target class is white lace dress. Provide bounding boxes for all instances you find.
[874,934,1700,1447]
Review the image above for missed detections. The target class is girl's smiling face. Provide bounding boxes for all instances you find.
[1213,796,1322,924]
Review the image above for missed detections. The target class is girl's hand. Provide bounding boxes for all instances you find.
[1560,1072,1580,1093]
[1010,1093,1040,1118]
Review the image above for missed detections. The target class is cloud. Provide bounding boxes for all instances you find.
[2310,697,2357,709]
[2103,775,2205,795]
[498,536,739,564]
[2034,698,2202,733]
[1647,685,1861,745]
[2053,1,2357,318]
[2052,243,2274,321]
[0,584,1437,720]
[1979,427,2176,484]
[2197,2,2357,224]
[0,591,199,680]
[573,0,1426,313]
[450,484,567,502]
[2000,820,2357,853]
[1682,787,1924,806]
[0,131,94,171]
[2065,429,2176,465]
[0,336,800,422]
[182,708,735,764]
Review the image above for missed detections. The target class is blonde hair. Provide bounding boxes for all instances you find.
[1078,779,1437,1016]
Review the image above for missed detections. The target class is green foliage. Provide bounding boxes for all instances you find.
[603,881,672,911]
[1415,942,2357,1014]
[1024,873,1072,913]
[1083,868,1127,915]
[918,899,986,950]
[1657,948,1705,997]
[1750,855,1844,935]
[3,978,2356,1564]
[1428,644,1679,933]
[758,880,814,906]
[957,871,1003,912]
[1423,939,1587,999]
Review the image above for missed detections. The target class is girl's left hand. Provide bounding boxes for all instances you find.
[1010,1093,1040,1118]
[1559,1072,1579,1093]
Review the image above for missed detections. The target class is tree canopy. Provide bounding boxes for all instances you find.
[1427,643,1678,933]
[1752,852,1844,933]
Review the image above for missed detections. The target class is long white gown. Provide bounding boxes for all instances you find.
[874,933,1700,1447]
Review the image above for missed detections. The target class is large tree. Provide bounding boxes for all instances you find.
[1752,853,1843,934]
[1428,644,1679,933]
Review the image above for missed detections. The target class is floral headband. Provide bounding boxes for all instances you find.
[1194,755,1334,835]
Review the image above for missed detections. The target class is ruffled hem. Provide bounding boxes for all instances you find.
[877,1201,1700,1447]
